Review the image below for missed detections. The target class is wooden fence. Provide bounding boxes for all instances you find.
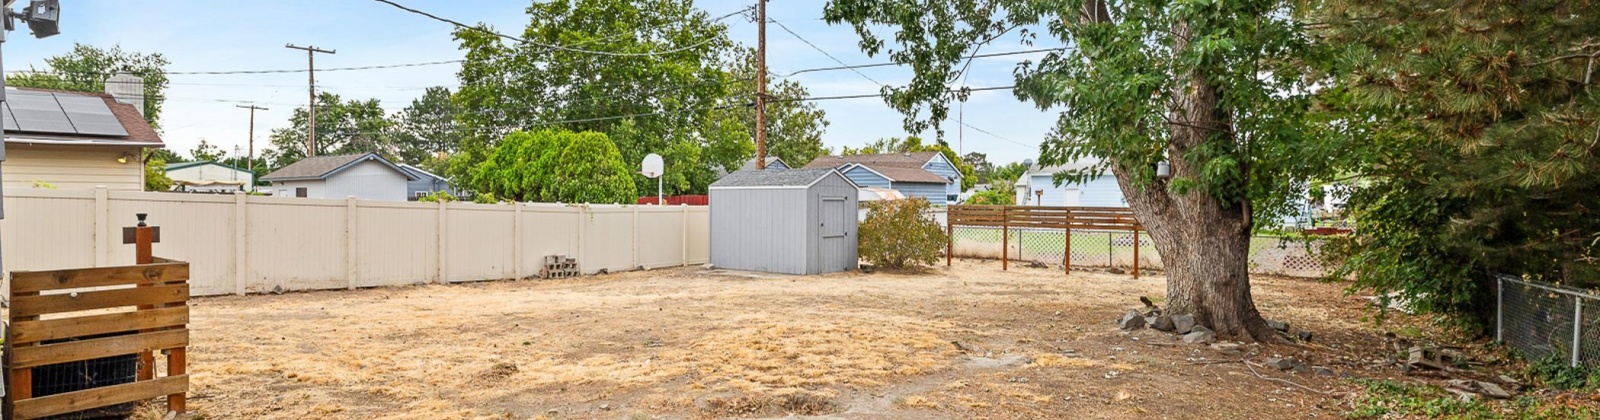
[5,254,190,419]
[948,205,1145,276]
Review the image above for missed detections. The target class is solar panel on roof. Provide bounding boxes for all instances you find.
[1,102,17,131]
[6,91,76,134]
[56,95,127,136]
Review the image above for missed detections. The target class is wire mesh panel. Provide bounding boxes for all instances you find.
[949,226,1317,275]
[1499,277,1584,366]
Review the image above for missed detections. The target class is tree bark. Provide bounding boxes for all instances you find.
[1106,18,1281,342]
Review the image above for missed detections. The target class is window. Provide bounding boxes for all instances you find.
[415,191,428,198]
[295,187,308,198]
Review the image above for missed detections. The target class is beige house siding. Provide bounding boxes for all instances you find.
[2,144,144,191]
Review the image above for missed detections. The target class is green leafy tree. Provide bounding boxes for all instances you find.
[452,0,742,195]
[826,0,1328,340]
[964,189,1013,205]
[8,43,170,127]
[725,47,832,167]
[962,152,995,184]
[1311,0,1600,322]
[264,92,395,168]
[991,162,1028,187]
[859,198,949,269]
[189,139,225,162]
[144,152,173,192]
[392,86,461,165]
[550,131,638,204]
[471,129,565,202]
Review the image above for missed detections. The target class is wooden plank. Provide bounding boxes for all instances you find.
[10,307,189,344]
[167,348,187,412]
[13,374,188,419]
[10,284,189,318]
[11,329,189,369]
[10,262,189,294]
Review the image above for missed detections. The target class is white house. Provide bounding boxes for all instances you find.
[165,161,254,192]
[1014,161,1127,207]
[261,153,415,200]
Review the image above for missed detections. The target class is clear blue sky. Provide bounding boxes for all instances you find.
[4,1,1060,166]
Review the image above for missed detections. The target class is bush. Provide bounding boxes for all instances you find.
[416,191,458,203]
[964,189,1013,205]
[859,198,948,269]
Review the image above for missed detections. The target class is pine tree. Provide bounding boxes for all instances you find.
[1311,0,1600,321]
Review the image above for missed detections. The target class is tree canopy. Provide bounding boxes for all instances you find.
[264,92,395,167]
[826,0,1329,340]
[471,129,637,204]
[1311,0,1600,322]
[8,43,170,128]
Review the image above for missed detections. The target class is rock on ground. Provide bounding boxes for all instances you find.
[1151,315,1176,332]
[1266,319,1290,333]
[1172,315,1196,334]
[1182,330,1215,344]
[1120,310,1147,330]
[1265,357,1303,371]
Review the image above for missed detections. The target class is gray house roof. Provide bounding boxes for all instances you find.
[261,153,417,182]
[397,163,447,182]
[710,168,859,189]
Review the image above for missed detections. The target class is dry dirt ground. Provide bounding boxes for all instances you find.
[173,260,1455,419]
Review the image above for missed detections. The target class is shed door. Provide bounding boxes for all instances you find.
[817,197,851,273]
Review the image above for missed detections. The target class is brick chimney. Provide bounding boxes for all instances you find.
[105,73,146,116]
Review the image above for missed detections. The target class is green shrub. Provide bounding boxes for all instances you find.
[964,189,1013,205]
[416,191,458,203]
[859,198,948,270]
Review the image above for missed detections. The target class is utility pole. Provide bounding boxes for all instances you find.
[754,0,768,170]
[236,104,267,174]
[285,44,335,157]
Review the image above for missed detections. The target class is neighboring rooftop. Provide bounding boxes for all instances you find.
[261,153,416,182]
[738,156,787,171]
[803,151,941,170]
[803,152,951,184]
[710,168,848,188]
[166,160,250,173]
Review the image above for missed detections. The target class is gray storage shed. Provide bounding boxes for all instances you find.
[709,168,860,274]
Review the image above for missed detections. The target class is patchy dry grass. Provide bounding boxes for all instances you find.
[143,260,1573,419]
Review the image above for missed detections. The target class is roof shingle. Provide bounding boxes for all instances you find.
[710,168,843,188]
[261,153,414,182]
[802,152,950,184]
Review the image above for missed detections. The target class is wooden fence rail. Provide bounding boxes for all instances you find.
[5,223,189,419]
[948,205,1145,277]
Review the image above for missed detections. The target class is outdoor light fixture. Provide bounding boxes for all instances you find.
[117,152,139,164]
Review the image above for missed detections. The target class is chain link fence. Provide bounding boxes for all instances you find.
[948,226,1327,277]
[1497,276,1600,368]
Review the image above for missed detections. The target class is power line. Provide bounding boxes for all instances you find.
[778,47,1065,77]
[770,17,1036,149]
[769,18,884,86]
[3,59,464,76]
[371,0,746,58]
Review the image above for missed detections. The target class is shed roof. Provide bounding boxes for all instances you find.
[710,168,856,189]
[261,153,416,182]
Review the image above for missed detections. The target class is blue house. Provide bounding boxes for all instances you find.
[1013,161,1127,207]
[397,163,461,200]
[803,152,959,204]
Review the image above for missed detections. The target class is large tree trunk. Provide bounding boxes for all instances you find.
[1104,18,1280,342]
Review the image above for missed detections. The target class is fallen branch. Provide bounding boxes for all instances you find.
[1243,360,1335,396]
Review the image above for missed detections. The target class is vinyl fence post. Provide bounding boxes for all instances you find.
[1574,296,1584,368]
[235,192,248,295]
[631,205,640,268]
[513,202,523,279]
[680,204,689,266]
[437,200,448,284]
[578,203,588,274]
[346,196,357,290]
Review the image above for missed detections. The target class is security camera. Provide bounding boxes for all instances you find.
[22,0,58,38]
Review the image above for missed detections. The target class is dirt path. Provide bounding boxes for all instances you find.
[178,260,1401,419]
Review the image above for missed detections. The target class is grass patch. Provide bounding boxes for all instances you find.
[1344,378,1598,419]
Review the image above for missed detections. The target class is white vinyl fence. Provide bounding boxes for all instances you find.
[1,188,709,298]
